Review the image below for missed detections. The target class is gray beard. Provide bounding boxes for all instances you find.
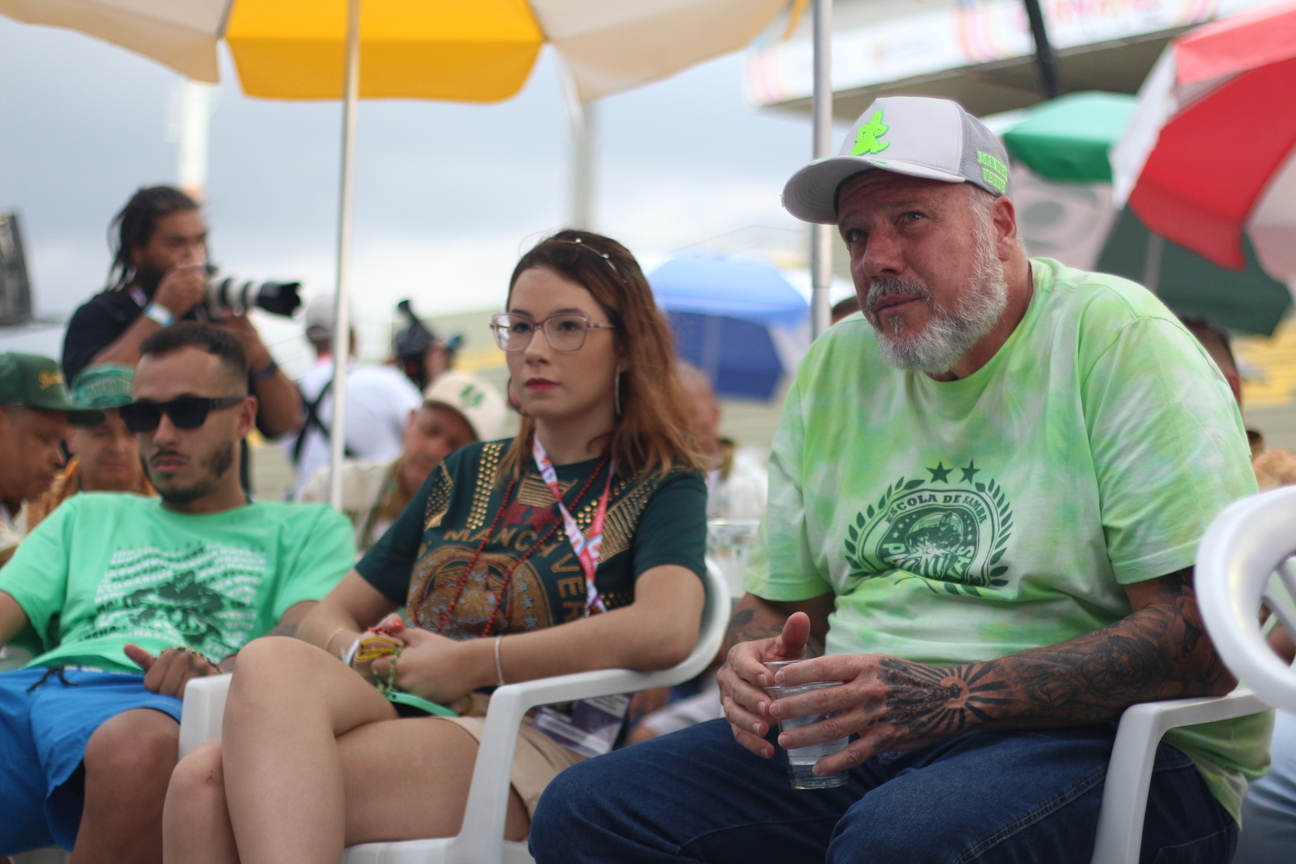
[864,230,1009,374]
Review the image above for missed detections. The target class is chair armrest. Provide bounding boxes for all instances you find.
[178,674,234,760]
[1089,689,1269,864]
[451,650,724,863]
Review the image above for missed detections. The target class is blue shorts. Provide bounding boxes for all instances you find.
[0,666,182,854]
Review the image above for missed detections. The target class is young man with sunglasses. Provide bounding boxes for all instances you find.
[0,323,354,864]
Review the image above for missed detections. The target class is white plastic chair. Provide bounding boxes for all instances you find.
[1089,688,1268,864]
[1196,484,1296,713]
[1089,485,1296,864]
[179,558,730,864]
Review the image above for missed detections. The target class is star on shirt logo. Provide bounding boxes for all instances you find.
[960,460,981,483]
[927,462,952,483]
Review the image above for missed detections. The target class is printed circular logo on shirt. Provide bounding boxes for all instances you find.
[406,544,554,636]
[843,461,1013,598]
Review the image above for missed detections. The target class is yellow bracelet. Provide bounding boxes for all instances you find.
[355,634,403,663]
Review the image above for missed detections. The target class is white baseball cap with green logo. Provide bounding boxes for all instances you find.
[782,96,1012,225]
[422,372,508,442]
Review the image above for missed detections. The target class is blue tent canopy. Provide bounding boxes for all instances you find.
[649,255,808,401]
[666,312,784,400]
[650,256,808,329]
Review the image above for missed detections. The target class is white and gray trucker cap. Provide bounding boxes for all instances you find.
[782,96,1012,224]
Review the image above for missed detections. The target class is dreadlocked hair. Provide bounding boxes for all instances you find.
[498,229,707,481]
[106,186,199,291]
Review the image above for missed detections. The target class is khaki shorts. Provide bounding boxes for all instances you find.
[435,694,586,818]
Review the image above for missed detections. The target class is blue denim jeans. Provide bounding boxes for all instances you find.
[530,719,1236,864]
[1233,709,1296,864]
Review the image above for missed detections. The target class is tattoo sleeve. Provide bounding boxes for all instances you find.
[877,567,1234,739]
[720,594,830,660]
[721,607,786,658]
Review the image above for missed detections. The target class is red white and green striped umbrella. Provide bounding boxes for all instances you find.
[1111,0,1296,283]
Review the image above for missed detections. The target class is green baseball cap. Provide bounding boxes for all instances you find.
[70,364,135,412]
[0,353,105,426]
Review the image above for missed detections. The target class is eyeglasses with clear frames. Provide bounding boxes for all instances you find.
[490,312,616,353]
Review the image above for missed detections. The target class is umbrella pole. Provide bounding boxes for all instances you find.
[569,99,597,230]
[810,0,833,340]
[1021,0,1064,99]
[328,0,361,510]
[1143,231,1164,296]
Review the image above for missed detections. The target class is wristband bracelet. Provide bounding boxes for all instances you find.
[144,303,175,327]
[251,358,279,381]
[170,645,222,672]
[494,635,506,686]
[341,637,361,668]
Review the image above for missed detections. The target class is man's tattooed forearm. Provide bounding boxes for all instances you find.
[879,660,1013,738]
[878,568,1233,735]
[721,608,785,655]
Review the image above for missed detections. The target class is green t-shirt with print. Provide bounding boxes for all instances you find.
[746,258,1267,821]
[0,493,355,672]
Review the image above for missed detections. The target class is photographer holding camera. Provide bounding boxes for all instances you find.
[61,186,302,438]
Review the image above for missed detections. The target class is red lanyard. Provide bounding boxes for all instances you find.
[532,438,615,615]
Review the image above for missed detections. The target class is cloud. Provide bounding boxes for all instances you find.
[0,15,818,339]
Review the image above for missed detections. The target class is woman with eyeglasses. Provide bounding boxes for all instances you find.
[164,230,710,862]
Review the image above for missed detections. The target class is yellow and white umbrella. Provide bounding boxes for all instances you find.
[1,0,801,506]
[0,0,795,101]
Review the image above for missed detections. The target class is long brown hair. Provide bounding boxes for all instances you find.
[500,230,705,480]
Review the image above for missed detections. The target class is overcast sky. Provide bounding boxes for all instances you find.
[0,14,834,364]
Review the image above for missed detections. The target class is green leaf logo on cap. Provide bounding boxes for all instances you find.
[851,110,890,156]
[459,384,484,409]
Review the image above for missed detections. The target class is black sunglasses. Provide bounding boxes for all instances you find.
[120,396,246,433]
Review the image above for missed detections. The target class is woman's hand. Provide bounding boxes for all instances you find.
[370,612,406,636]
[351,613,409,682]
[370,629,483,705]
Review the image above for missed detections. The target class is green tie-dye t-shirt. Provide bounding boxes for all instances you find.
[747,258,1268,821]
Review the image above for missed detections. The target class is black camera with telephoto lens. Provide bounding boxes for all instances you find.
[204,265,302,318]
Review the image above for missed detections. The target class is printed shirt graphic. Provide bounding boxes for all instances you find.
[358,440,706,638]
[746,259,1265,821]
[844,461,1011,596]
[0,494,354,671]
[85,543,264,660]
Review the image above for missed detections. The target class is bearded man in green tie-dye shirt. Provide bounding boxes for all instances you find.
[531,96,1263,864]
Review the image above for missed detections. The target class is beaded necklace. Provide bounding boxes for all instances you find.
[419,453,612,637]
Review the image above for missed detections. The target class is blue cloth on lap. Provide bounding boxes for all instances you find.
[0,667,182,854]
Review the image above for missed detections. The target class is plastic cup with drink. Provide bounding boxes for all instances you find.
[763,658,851,790]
